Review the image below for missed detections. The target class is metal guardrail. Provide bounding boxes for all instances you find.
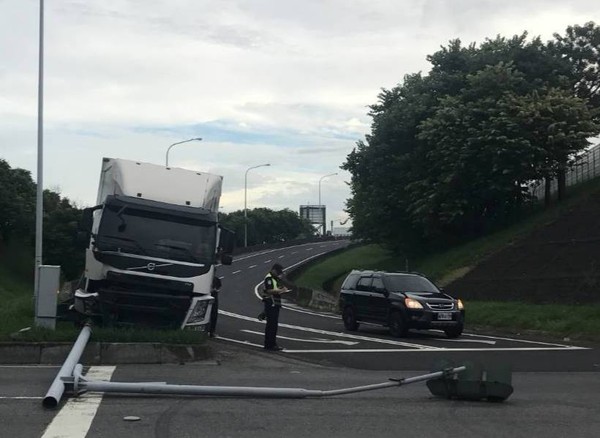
[529,143,600,200]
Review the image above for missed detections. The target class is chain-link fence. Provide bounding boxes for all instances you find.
[529,143,600,200]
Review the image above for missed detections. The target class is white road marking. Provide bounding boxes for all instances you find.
[248,265,257,269]
[283,346,589,354]
[278,255,285,258]
[0,396,44,400]
[41,366,116,438]
[215,335,264,348]
[0,365,60,368]
[435,338,497,345]
[306,248,314,251]
[264,259,272,263]
[241,329,359,345]
[219,310,438,349]
[281,303,340,320]
[232,270,242,274]
[292,251,298,254]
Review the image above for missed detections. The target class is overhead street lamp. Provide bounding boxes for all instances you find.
[165,137,202,166]
[318,172,337,235]
[318,172,338,206]
[244,163,271,247]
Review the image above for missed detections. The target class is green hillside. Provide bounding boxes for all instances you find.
[294,178,600,341]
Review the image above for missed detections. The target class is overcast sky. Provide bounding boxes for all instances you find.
[1,1,598,227]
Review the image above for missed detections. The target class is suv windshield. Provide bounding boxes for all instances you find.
[95,204,217,264]
[385,275,439,293]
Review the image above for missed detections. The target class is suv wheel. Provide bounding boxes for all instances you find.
[444,324,464,339]
[389,311,407,338]
[342,306,360,331]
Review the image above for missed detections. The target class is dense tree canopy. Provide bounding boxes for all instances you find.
[219,208,315,247]
[343,22,600,253]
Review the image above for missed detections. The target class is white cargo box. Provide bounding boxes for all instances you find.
[97,158,222,212]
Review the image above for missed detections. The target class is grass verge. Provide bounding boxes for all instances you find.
[293,179,600,341]
[0,254,205,344]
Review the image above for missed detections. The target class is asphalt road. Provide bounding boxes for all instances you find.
[214,240,599,372]
[2,241,599,437]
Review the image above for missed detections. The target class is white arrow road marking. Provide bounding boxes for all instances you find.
[241,329,359,345]
[219,310,439,350]
[435,338,497,345]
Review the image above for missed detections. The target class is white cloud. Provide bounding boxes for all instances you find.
[1,0,599,230]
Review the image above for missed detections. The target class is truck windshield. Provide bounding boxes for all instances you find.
[95,204,217,264]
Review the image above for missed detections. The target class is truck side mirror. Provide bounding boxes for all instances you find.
[76,231,90,248]
[80,208,94,232]
[218,226,236,254]
[221,254,233,266]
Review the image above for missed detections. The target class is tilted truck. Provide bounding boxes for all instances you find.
[73,157,234,331]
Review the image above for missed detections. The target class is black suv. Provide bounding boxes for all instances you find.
[339,270,465,338]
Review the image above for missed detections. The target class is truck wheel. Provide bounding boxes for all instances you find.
[342,306,359,331]
[444,324,464,339]
[389,311,407,338]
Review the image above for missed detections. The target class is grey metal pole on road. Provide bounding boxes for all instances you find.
[43,324,92,409]
[34,0,44,324]
[244,163,270,247]
[165,137,202,166]
[70,362,466,400]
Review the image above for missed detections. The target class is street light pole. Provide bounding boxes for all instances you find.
[318,172,337,235]
[318,173,338,206]
[34,0,44,324]
[244,163,271,247]
[165,137,202,166]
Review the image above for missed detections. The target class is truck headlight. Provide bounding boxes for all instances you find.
[188,300,209,324]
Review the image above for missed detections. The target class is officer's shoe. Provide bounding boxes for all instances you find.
[264,345,283,351]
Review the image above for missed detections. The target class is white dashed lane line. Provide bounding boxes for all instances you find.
[232,270,241,274]
[264,259,272,263]
[248,265,257,269]
[278,255,285,259]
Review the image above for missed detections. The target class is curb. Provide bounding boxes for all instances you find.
[0,342,212,365]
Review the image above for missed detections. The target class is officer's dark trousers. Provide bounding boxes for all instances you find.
[209,294,219,335]
[263,301,280,348]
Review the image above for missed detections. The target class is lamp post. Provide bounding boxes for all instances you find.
[318,173,337,235]
[34,0,45,325]
[244,163,271,247]
[165,137,202,166]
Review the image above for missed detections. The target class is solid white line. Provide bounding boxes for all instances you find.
[241,330,359,345]
[41,366,116,438]
[248,265,257,269]
[283,346,589,354]
[435,338,497,345]
[0,396,44,399]
[219,310,437,349]
[281,303,340,320]
[215,335,264,349]
[0,365,60,368]
[232,270,241,274]
[458,332,580,348]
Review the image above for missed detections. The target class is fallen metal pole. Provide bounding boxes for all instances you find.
[43,324,92,408]
[69,364,466,399]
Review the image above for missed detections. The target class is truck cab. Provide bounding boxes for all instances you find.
[74,157,233,330]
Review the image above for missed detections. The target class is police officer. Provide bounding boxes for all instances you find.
[208,276,222,338]
[261,263,290,351]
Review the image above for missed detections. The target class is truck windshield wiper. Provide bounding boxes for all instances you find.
[154,243,200,263]
[98,234,148,255]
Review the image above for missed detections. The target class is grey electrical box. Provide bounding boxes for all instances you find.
[35,265,60,329]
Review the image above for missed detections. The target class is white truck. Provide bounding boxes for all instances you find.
[74,157,234,331]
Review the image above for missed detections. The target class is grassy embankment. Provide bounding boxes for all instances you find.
[0,240,205,343]
[294,179,600,341]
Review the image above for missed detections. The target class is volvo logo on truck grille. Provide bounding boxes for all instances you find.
[127,262,173,271]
